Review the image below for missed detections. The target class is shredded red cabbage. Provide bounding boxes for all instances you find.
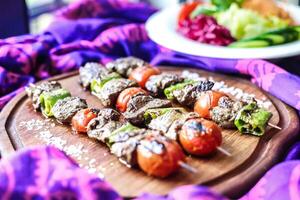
[178,15,235,46]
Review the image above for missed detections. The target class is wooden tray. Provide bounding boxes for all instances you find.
[0,67,299,199]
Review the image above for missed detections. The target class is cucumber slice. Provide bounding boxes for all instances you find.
[229,40,270,48]
[294,26,300,38]
[293,26,300,36]
[263,34,285,44]
[230,26,300,48]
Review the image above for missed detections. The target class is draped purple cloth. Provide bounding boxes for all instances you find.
[0,146,121,200]
[0,146,299,200]
[0,0,300,199]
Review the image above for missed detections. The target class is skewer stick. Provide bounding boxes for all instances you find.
[268,123,282,131]
[217,147,232,157]
[178,161,198,174]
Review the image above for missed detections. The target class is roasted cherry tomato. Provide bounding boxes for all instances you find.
[129,66,160,88]
[194,90,227,119]
[137,136,185,178]
[179,118,222,156]
[72,108,98,133]
[116,87,147,112]
[178,2,201,25]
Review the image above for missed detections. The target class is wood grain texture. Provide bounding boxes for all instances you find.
[0,67,299,199]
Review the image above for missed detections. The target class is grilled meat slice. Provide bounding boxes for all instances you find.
[87,108,122,142]
[94,78,137,107]
[110,129,149,167]
[111,129,166,168]
[79,62,108,89]
[97,108,121,121]
[145,74,184,96]
[106,56,147,77]
[109,128,147,144]
[173,81,214,107]
[172,83,198,107]
[88,120,124,143]
[52,97,88,124]
[211,96,245,128]
[148,108,187,133]
[124,94,172,125]
[166,112,199,140]
[26,81,62,111]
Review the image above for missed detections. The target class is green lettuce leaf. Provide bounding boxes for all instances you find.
[211,0,244,10]
[215,4,289,40]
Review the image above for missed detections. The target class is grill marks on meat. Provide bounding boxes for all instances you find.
[145,108,199,141]
[195,80,214,92]
[211,96,245,128]
[26,81,62,111]
[173,83,199,107]
[106,57,147,77]
[173,80,214,107]
[87,108,122,142]
[111,130,168,167]
[124,94,172,125]
[145,74,184,96]
[86,108,168,167]
[95,78,137,107]
[52,97,88,124]
[88,121,124,143]
[97,108,121,121]
[80,62,137,107]
[110,129,149,167]
[79,62,108,89]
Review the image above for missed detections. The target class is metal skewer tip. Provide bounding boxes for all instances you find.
[217,147,232,157]
[178,161,198,174]
[268,123,282,131]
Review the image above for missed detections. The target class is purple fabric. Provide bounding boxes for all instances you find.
[286,142,300,161]
[135,185,227,200]
[0,146,299,200]
[0,146,121,200]
[0,0,300,199]
[240,161,300,200]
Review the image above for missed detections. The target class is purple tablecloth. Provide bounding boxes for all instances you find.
[0,0,300,199]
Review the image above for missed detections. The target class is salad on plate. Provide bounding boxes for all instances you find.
[177,0,300,48]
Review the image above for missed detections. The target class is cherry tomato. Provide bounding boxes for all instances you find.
[129,66,160,88]
[178,2,201,25]
[137,136,185,178]
[194,91,227,119]
[179,118,222,156]
[116,87,147,112]
[72,108,98,133]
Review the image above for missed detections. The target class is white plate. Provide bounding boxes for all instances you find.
[145,3,300,59]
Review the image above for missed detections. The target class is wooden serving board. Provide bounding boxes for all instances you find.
[0,67,299,199]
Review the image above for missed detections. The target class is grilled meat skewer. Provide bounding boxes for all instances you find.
[79,63,225,156]
[26,82,188,178]
[104,57,275,136]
